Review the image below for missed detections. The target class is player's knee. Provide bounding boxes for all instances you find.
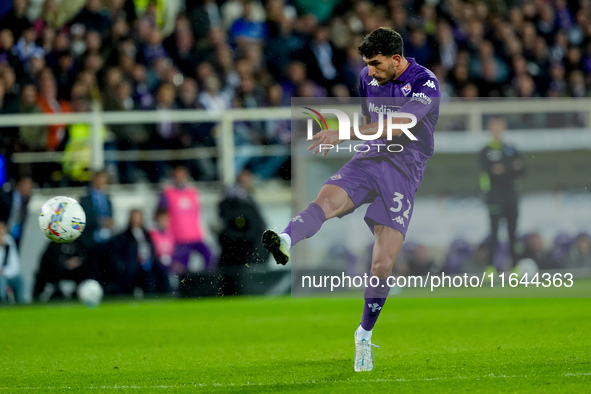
[312,197,343,219]
[313,185,352,219]
[371,259,393,279]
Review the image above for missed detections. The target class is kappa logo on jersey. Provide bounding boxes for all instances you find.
[368,78,379,87]
[401,83,412,96]
[368,303,382,313]
[423,80,436,90]
[331,174,342,181]
[392,216,405,227]
[291,215,304,223]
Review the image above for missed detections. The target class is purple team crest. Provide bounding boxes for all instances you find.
[402,83,412,96]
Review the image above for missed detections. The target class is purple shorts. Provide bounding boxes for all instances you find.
[324,158,417,237]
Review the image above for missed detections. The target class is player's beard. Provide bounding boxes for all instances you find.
[378,62,397,85]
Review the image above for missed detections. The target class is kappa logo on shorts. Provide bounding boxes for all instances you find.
[393,216,405,227]
[331,174,342,181]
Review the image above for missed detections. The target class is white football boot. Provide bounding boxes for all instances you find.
[354,335,378,372]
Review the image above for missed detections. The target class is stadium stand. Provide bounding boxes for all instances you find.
[1,0,591,302]
[0,0,589,184]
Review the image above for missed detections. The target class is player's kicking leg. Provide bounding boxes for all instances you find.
[354,224,403,372]
[262,184,354,265]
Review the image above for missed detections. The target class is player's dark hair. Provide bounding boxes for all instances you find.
[357,27,404,59]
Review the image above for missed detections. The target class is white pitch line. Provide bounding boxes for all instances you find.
[2,372,590,390]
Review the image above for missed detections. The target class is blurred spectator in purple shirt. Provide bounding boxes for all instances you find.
[142,29,168,66]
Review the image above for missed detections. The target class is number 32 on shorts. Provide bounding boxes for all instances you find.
[390,192,411,227]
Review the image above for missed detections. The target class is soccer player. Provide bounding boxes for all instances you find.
[262,27,440,372]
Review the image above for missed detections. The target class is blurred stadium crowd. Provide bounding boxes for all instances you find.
[1,166,271,302]
[0,0,590,184]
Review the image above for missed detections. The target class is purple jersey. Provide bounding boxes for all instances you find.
[355,58,440,188]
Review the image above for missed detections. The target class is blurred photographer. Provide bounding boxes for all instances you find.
[217,169,269,267]
[33,239,87,301]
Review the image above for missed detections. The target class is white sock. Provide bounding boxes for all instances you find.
[355,325,372,341]
[280,233,291,248]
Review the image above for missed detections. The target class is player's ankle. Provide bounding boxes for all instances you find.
[280,233,291,248]
[355,325,372,341]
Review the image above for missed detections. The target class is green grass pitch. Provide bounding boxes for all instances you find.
[1,296,590,392]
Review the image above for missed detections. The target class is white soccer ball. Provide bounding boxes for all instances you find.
[38,196,86,243]
[77,279,104,307]
[514,258,539,278]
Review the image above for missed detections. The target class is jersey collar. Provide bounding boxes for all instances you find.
[392,57,415,84]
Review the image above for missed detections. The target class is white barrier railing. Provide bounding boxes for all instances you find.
[0,98,590,185]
